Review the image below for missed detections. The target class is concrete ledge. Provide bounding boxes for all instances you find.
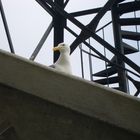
[0,49,140,134]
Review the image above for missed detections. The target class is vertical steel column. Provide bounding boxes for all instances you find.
[0,0,15,53]
[111,3,128,93]
[53,0,65,62]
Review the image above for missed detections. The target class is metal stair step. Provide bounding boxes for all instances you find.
[119,18,140,26]
[122,42,139,54]
[116,0,125,4]
[121,30,140,41]
[107,56,117,66]
[127,75,140,96]
[93,66,117,77]
[94,76,119,85]
[107,42,138,66]
[107,43,138,66]
[119,1,140,15]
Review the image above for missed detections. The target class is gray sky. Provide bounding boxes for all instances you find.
[0,0,140,94]
[1,0,107,73]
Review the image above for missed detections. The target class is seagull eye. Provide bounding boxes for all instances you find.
[62,43,65,46]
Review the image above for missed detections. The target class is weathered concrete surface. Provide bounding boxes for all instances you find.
[0,83,140,140]
[0,49,140,139]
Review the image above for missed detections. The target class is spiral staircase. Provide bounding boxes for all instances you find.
[86,0,140,95]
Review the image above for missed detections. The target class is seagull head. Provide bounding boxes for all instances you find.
[53,43,70,54]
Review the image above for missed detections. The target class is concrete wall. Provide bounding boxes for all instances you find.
[0,49,140,139]
[0,83,140,140]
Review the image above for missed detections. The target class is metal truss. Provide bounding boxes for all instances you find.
[0,0,140,96]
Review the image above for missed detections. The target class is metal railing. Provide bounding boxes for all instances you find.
[78,17,140,96]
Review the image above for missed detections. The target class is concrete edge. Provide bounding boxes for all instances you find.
[0,49,140,134]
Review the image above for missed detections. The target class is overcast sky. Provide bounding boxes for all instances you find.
[1,0,107,72]
[0,0,140,94]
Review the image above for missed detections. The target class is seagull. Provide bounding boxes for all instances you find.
[49,43,72,75]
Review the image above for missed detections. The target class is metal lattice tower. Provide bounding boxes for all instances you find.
[0,0,140,96]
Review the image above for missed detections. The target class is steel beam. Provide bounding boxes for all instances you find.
[127,75,140,96]
[65,26,140,78]
[39,0,140,75]
[30,21,53,61]
[70,7,101,17]
[64,0,69,8]
[111,3,128,93]
[0,0,15,53]
[36,0,55,17]
[70,0,117,51]
[53,0,65,62]
[86,0,116,31]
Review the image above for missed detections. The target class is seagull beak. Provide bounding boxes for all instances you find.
[53,46,60,51]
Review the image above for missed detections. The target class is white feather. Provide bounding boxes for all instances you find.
[50,43,72,75]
